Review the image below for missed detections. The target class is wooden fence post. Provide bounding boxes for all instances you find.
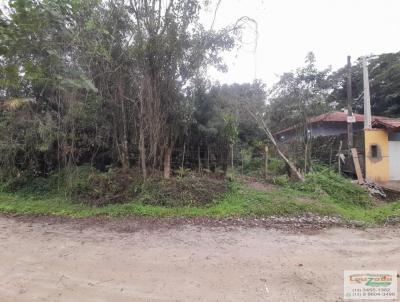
[230,144,234,169]
[265,146,269,179]
[181,142,186,170]
[198,145,201,172]
[338,140,343,174]
[351,148,364,184]
[241,149,244,175]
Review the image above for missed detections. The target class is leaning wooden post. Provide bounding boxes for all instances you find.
[264,146,269,179]
[351,148,364,184]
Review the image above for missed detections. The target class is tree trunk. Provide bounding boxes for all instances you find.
[139,119,147,179]
[264,146,268,179]
[230,144,234,169]
[120,129,129,172]
[163,146,172,179]
[198,145,201,173]
[222,144,229,175]
[181,142,186,169]
[241,149,244,175]
[118,85,130,172]
[207,145,210,170]
[304,141,308,173]
[120,142,129,172]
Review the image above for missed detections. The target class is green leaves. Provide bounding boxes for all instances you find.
[328,52,400,117]
[222,113,239,144]
[60,75,98,93]
[267,52,331,132]
[0,0,250,179]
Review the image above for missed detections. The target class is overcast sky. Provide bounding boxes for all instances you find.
[204,0,400,87]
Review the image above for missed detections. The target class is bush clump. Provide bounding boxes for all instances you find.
[268,158,287,175]
[272,174,289,186]
[0,166,230,208]
[0,166,93,195]
[293,168,372,207]
[72,168,143,206]
[141,176,229,207]
[75,171,230,207]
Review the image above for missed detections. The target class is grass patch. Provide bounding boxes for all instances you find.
[0,184,329,218]
[1,167,229,207]
[0,168,399,224]
[291,168,373,207]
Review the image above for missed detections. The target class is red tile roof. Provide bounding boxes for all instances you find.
[275,111,400,135]
[308,111,365,123]
[372,117,400,129]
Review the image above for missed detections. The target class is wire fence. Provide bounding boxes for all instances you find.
[170,144,266,173]
[277,130,365,175]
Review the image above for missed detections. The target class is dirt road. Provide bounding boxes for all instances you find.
[0,216,399,302]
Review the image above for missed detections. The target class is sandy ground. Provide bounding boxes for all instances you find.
[0,216,399,302]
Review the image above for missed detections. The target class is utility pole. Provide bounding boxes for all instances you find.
[363,57,372,129]
[347,56,353,148]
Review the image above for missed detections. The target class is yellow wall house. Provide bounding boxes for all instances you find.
[365,117,400,183]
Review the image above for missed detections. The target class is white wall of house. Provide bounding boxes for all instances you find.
[388,131,400,181]
[389,141,400,180]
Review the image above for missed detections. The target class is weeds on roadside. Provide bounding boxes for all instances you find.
[0,165,399,224]
[291,168,372,208]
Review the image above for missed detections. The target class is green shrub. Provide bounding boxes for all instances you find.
[0,166,231,208]
[174,167,191,178]
[71,168,143,206]
[268,157,286,175]
[242,157,263,174]
[272,175,289,186]
[141,176,229,207]
[0,165,94,195]
[292,169,372,207]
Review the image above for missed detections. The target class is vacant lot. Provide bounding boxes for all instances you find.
[2,169,400,225]
[0,216,399,302]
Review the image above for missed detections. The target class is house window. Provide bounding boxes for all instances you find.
[371,144,378,159]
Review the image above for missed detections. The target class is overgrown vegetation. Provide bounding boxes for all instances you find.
[1,167,229,207]
[1,1,399,226]
[140,176,228,207]
[291,168,373,208]
[0,0,266,180]
[0,166,399,224]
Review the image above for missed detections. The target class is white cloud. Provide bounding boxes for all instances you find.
[204,0,400,87]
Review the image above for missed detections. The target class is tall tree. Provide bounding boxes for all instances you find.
[0,0,245,179]
[328,52,400,117]
[190,80,266,173]
[267,52,331,132]
[127,0,239,178]
[266,52,331,171]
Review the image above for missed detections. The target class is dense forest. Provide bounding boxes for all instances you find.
[1,0,399,184]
